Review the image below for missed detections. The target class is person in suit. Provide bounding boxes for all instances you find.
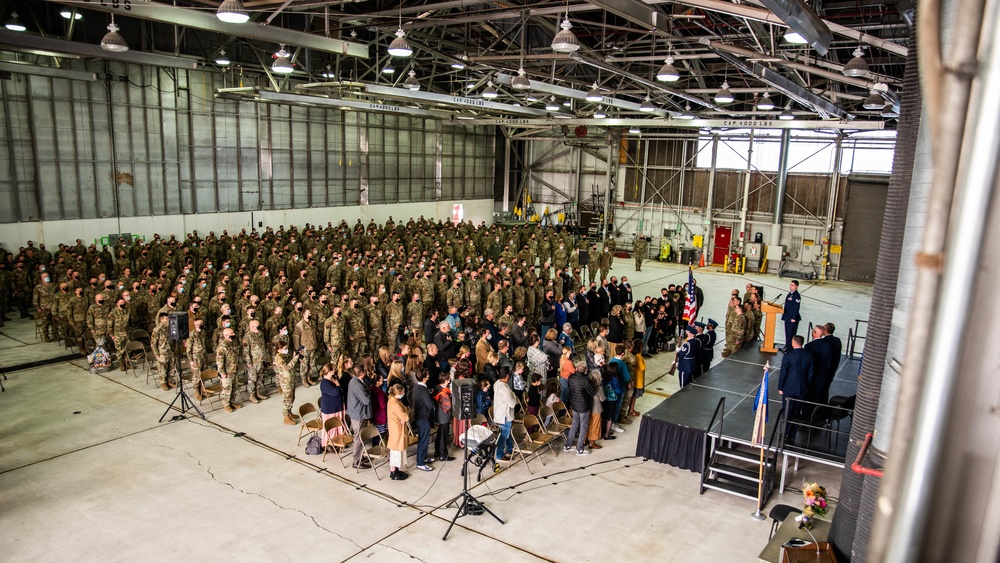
[619,276,633,304]
[608,277,621,308]
[824,322,843,381]
[412,369,436,472]
[781,280,802,352]
[779,335,814,441]
[804,324,834,404]
[586,283,601,325]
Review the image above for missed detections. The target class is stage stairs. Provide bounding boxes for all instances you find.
[699,397,784,504]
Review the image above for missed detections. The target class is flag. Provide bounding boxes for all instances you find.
[682,267,697,322]
[750,363,770,448]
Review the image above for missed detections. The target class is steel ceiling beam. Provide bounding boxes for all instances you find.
[494,72,673,117]
[0,30,199,70]
[0,60,97,81]
[363,84,565,117]
[445,117,886,129]
[568,53,722,111]
[39,0,370,58]
[583,0,661,30]
[256,90,454,118]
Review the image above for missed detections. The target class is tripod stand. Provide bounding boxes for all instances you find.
[159,339,205,422]
[442,421,504,540]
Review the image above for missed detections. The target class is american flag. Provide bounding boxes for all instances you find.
[682,267,697,322]
[750,363,770,448]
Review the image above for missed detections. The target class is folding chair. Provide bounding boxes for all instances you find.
[551,400,573,425]
[145,352,160,385]
[129,329,150,346]
[81,330,96,356]
[321,416,353,468]
[511,423,545,474]
[199,369,223,410]
[122,341,148,378]
[357,426,390,480]
[472,413,489,427]
[35,317,45,340]
[579,325,593,340]
[522,414,557,457]
[539,405,570,438]
[205,352,217,369]
[590,322,599,334]
[297,403,323,446]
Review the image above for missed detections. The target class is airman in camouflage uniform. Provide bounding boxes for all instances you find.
[108,297,131,370]
[86,294,110,343]
[54,283,74,345]
[722,304,746,358]
[242,320,268,403]
[32,274,56,341]
[346,298,367,357]
[292,308,318,387]
[446,279,464,311]
[384,292,404,348]
[151,313,179,391]
[186,317,208,400]
[405,293,424,344]
[216,327,241,412]
[633,236,649,271]
[323,304,346,368]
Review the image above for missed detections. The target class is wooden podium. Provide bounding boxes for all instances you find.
[760,302,784,353]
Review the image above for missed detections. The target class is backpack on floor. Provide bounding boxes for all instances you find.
[305,435,323,455]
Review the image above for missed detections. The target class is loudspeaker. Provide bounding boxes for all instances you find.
[578,249,589,267]
[168,312,189,341]
[451,378,475,420]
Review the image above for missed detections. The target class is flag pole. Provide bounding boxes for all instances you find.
[751,361,769,521]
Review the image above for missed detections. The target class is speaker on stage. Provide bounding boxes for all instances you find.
[451,378,475,420]
[168,312,189,341]
[578,249,589,267]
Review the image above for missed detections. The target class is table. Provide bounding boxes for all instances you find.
[758,515,833,563]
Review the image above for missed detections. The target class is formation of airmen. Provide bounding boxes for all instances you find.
[0,218,632,420]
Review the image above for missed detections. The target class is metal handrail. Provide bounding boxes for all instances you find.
[762,406,786,503]
[848,319,868,357]
[700,396,726,489]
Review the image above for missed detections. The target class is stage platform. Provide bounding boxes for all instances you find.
[635,343,860,473]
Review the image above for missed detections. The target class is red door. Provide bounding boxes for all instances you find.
[712,226,732,265]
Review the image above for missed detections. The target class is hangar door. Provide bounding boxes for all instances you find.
[839,179,889,282]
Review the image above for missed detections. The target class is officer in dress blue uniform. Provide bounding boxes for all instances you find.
[781,280,802,352]
[676,326,701,388]
[693,322,711,378]
[779,335,814,441]
[700,319,718,374]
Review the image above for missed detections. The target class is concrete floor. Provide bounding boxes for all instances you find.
[0,259,871,562]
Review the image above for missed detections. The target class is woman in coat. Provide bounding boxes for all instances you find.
[386,383,410,481]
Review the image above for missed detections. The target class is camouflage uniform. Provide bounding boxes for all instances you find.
[292,317,318,385]
[323,311,346,367]
[186,326,207,397]
[383,299,404,348]
[365,302,384,350]
[54,289,74,344]
[242,329,267,400]
[346,305,367,357]
[32,282,56,341]
[599,249,613,282]
[216,337,240,409]
[275,351,300,420]
[723,313,746,358]
[406,299,424,344]
[108,305,131,368]
[151,321,179,389]
[86,301,110,342]
[634,237,648,271]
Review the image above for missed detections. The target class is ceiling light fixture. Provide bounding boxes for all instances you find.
[215,49,230,66]
[594,107,607,118]
[512,67,531,90]
[60,10,83,20]
[100,16,129,53]
[404,69,420,91]
[639,95,655,112]
[586,82,603,102]
[272,45,294,74]
[677,103,695,119]
[779,104,795,120]
[388,28,412,57]
[628,125,641,134]
[881,105,899,118]
[545,96,560,111]
[6,12,27,32]
[843,46,870,78]
[321,65,337,79]
[563,100,572,107]
[216,0,250,24]
[783,30,808,44]
[656,56,680,82]
[863,90,885,109]
[714,81,734,104]
[382,62,395,74]
[756,92,774,110]
[451,55,467,69]
[526,94,538,102]
[551,16,580,53]
[466,79,477,90]
[482,80,499,99]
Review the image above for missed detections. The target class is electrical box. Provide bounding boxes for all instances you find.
[746,243,763,271]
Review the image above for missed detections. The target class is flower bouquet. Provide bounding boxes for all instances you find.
[797,482,829,530]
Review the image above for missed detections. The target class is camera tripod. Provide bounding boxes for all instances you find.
[442,421,504,540]
[159,339,205,422]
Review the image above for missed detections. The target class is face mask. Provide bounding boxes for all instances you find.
[97,300,104,306]
[41,266,46,272]
[178,287,184,293]
[42,277,50,283]
[224,321,231,328]
[280,330,288,336]
[125,296,131,302]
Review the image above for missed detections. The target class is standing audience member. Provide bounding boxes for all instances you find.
[347,366,372,470]
[433,372,455,462]
[781,280,802,352]
[587,369,605,450]
[412,369,436,472]
[274,340,300,425]
[564,361,595,456]
[386,383,410,480]
[805,323,834,404]
[493,368,517,463]
[319,363,345,448]
[779,336,814,441]
[628,338,645,418]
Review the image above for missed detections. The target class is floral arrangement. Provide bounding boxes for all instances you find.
[797,482,829,530]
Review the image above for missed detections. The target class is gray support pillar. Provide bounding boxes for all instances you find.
[503,131,511,212]
[602,136,614,240]
[639,138,649,235]
[770,129,791,246]
[703,134,719,260]
[821,136,844,280]
[737,128,755,254]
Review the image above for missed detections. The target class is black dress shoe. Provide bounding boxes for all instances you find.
[437,456,456,462]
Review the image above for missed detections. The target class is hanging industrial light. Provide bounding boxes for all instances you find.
[451,55,467,69]
[881,105,899,118]
[563,99,572,107]
[714,81,734,104]
[586,82,603,102]
[404,69,420,91]
[216,0,250,24]
[756,92,774,110]
[382,62,395,74]
[100,16,129,53]
[5,12,27,32]
[526,94,538,102]
[60,10,83,20]
[388,28,413,57]
[783,30,808,44]
[320,65,337,79]
[594,107,607,118]
[639,95,655,112]
[545,96,561,111]
[214,49,231,66]
[863,90,885,109]
[779,104,795,120]
[466,78,477,90]
[843,46,870,78]
[511,67,531,90]
[550,16,580,53]
[628,125,641,134]
[482,80,499,99]
[677,103,695,119]
[271,46,294,74]
[656,56,680,82]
